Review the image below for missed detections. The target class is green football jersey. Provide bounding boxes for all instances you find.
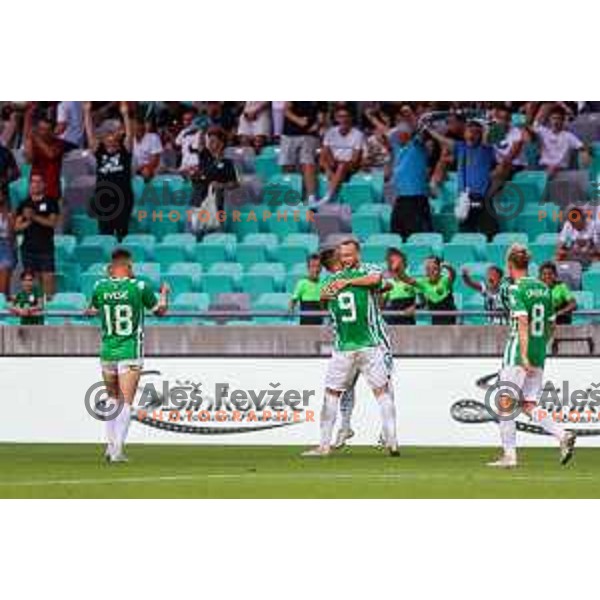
[13,288,44,325]
[324,265,389,352]
[90,277,158,361]
[503,277,554,368]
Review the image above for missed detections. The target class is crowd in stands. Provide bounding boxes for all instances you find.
[0,100,599,325]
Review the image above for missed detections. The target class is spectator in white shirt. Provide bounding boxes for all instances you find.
[174,109,202,175]
[533,104,590,177]
[55,101,85,150]
[238,102,271,152]
[557,206,599,265]
[133,117,163,181]
[318,107,364,205]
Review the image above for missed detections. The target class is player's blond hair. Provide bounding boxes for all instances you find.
[506,243,530,270]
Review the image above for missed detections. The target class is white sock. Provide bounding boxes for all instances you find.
[532,408,565,441]
[339,389,355,431]
[377,389,397,448]
[499,419,517,454]
[105,398,118,451]
[307,194,316,204]
[115,403,132,451]
[320,392,339,450]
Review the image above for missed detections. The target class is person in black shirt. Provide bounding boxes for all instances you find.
[15,173,59,297]
[84,102,134,242]
[279,102,326,204]
[189,126,239,212]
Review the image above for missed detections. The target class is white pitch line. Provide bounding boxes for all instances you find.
[0,471,596,488]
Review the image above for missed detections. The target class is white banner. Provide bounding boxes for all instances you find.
[1,357,599,446]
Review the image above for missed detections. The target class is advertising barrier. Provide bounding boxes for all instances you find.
[1,357,600,447]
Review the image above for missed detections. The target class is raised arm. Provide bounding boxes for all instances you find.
[461,267,484,293]
[121,101,133,151]
[442,262,456,285]
[423,124,455,152]
[83,102,97,151]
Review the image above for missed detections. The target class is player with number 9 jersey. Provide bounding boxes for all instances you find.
[90,277,158,363]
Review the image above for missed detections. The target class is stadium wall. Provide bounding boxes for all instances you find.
[0,324,598,356]
[1,356,599,447]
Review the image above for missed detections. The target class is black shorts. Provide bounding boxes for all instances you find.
[21,248,55,273]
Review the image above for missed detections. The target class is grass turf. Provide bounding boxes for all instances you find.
[0,444,599,498]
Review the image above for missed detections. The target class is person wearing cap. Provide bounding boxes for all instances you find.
[426,118,498,240]
[387,117,432,240]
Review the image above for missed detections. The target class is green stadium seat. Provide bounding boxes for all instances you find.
[122,234,156,254]
[403,243,436,265]
[511,171,548,205]
[276,243,310,267]
[361,244,388,264]
[118,242,149,262]
[339,180,373,209]
[153,242,190,267]
[485,234,528,266]
[144,205,185,237]
[164,263,202,294]
[237,233,279,266]
[170,292,210,324]
[499,206,549,238]
[194,232,236,264]
[264,173,303,205]
[283,233,319,253]
[248,262,285,285]
[450,232,487,250]
[408,233,444,251]
[493,232,529,245]
[356,202,392,223]
[56,263,82,293]
[431,212,458,241]
[536,233,559,244]
[285,263,309,293]
[239,262,285,296]
[255,153,282,182]
[583,272,600,304]
[227,209,262,238]
[55,235,77,263]
[202,262,243,294]
[135,263,161,289]
[262,206,310,237]
[252,293,292,323]
[70,214,99,239]
[572,291,594,324]
[77,235,117,268]
[351,172,384,202]
[8,176,29,206]
[352,213,383,239]
[46,293,87,324]
[442,243,480,265]
[529,242,556,265]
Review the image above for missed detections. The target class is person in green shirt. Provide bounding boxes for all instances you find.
[383,247,416,325]
[302,238,398,458]
[289,253,323,325]
[86,248,170,463]
[11,270,44,325]
[397,255,457,325]
[539,262,577,325]
[488,244,575,469]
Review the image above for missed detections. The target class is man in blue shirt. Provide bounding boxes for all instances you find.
[427,119,499,240]
[388,121,432,240]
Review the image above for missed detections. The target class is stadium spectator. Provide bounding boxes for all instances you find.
[556,206,599,265]
[427,119,498,240]
[23,104,65,201]
[271,101,286,140]
[0,189,16,295]
[388,119,432,240]
[188,126,239,234]
[539,262,577,325]
[461,265,507,324]
[430,112,465,190]
[55,101,85,150]
[382,248,416,325]
[532,104,590,176]
[316,107,364,206]
[238,102,271,152]
[289,253,323,325]
[14,173,59,297]
[397,256,457,325]
[279,102,325,204]
[174,108,202,175]
[0,139,19,202]
[10,270,44,325]
[132,116,163,181]
[84,102,134,242]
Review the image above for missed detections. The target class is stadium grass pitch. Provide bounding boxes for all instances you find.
[0,444,599,498]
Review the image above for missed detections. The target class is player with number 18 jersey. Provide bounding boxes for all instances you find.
[90,277,158,365]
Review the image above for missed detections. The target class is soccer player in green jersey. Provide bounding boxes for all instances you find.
[303,239,398,457]
[489,244,575,468]
[87,248,169,463]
